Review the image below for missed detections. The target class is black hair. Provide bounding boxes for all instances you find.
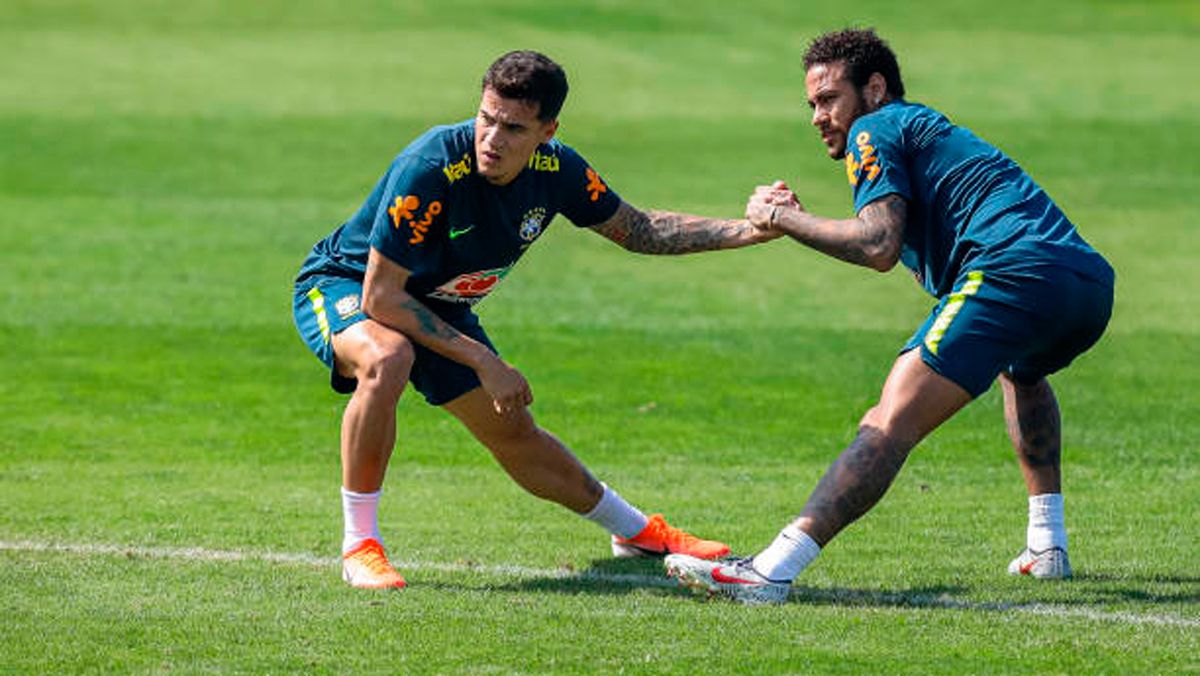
[803,28,905,98]
[481,50,569,121]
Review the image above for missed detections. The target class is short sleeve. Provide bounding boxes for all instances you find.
[555,145,622,228]
[847,115,911,213]
[368,157,448,269]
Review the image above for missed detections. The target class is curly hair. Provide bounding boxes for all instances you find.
[803,28,905,99]
[481,50,569,122]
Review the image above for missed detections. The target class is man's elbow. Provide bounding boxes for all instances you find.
[866,245,901,272]
[360,280,392,317]
[361,291,380,317]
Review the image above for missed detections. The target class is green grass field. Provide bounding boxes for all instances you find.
[2,0,1198,673]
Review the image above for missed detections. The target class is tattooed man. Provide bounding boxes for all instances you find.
[667,29,1114,604]
[293,50,775,589]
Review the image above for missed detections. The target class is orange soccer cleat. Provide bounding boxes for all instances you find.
[611,514,730,560]
[341,538,407,589]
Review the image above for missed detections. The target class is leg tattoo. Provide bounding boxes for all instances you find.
[796,426,912,546]
[1004,378,1062,494]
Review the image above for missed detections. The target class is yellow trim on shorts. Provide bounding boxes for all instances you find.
[307,287,331,344]
[924,271,984,356]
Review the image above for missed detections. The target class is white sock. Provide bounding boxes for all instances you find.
[751,524,822,582]
[342,487,383,554]
[582,484,648,539]
[1027,493,1067,551]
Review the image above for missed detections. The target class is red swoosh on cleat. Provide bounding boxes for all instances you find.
[711,568,760,585]
[1019,559,1037,575]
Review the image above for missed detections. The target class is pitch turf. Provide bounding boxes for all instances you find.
[1,1,1197,673]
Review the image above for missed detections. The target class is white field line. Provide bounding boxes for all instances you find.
[2,539,1196,629]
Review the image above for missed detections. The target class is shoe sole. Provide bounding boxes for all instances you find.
[666,559,790,605]
[614,540,731,560]
[665,562,719,598]
[668,569,786,605]
[342,568,407,589]
[612,541,667,558]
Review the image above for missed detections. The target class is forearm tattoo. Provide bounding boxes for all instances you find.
[398,297,462,341]
[594,202,755,255]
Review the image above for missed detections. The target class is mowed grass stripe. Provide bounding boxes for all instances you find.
[3,539,1197,628]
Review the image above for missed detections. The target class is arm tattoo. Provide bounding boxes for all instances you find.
[592,202,756,255]
[398,297,462,341]
[771,194,906,270]
[848,194,907,267]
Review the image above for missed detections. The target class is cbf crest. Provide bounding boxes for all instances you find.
[519,207,547,241]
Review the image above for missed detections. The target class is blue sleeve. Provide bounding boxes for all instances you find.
[847,114,911,213]
[367,157,448,270]
[555,145,622,227]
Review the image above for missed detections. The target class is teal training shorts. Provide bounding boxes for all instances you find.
[292,276,496,405]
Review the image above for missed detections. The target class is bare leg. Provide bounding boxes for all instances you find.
[999,373,1062,495]
[793,350,973,546]
[442,387,604,513]
[332,320,415,492]
[793,427,910,546]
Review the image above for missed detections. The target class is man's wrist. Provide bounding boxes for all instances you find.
[464,343,500,372]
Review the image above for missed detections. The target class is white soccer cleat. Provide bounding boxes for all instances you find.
[1007,547,1073,579]
[665,554,791,605]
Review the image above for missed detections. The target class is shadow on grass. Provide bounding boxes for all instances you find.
[419,557,680,597]
[425,556,1200,615]
[1073,571,1200,585]
[1059,571,1200,605]
[427,556,974,606]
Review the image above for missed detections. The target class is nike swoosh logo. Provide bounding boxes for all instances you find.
[711,568,761,585]
[1019,559,1037,575]
[448,225,475,240]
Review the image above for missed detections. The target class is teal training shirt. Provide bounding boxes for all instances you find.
[845,101,1113,297]
[296,120,622,312]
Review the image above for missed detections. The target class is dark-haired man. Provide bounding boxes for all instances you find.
[667,29,1114,603]
[293,50,775,588]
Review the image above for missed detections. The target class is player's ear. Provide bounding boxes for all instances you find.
[541,119,559,143]
[866,72,888,109]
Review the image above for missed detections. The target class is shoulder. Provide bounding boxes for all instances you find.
[850,101,954,153]
[533,136,589,171]
[386,120,475,185]
[396,120,474,168]
[526,137,594,188]
[526,137,573,174]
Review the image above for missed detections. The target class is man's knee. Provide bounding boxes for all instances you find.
[1000,370,1045,390]
[857,406,922,455]
[362,340,414,381]
[339,328,415,398]
[480,413,541,450]
[859,405,901,441]
[1000,372,1057,408]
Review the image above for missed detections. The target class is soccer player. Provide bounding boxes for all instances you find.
[293,50,776,589]
[666,29,1115,603]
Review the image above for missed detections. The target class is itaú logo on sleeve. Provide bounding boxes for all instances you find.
[428,265,514,305]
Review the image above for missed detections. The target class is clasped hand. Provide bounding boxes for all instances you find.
[746,180,805,230]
